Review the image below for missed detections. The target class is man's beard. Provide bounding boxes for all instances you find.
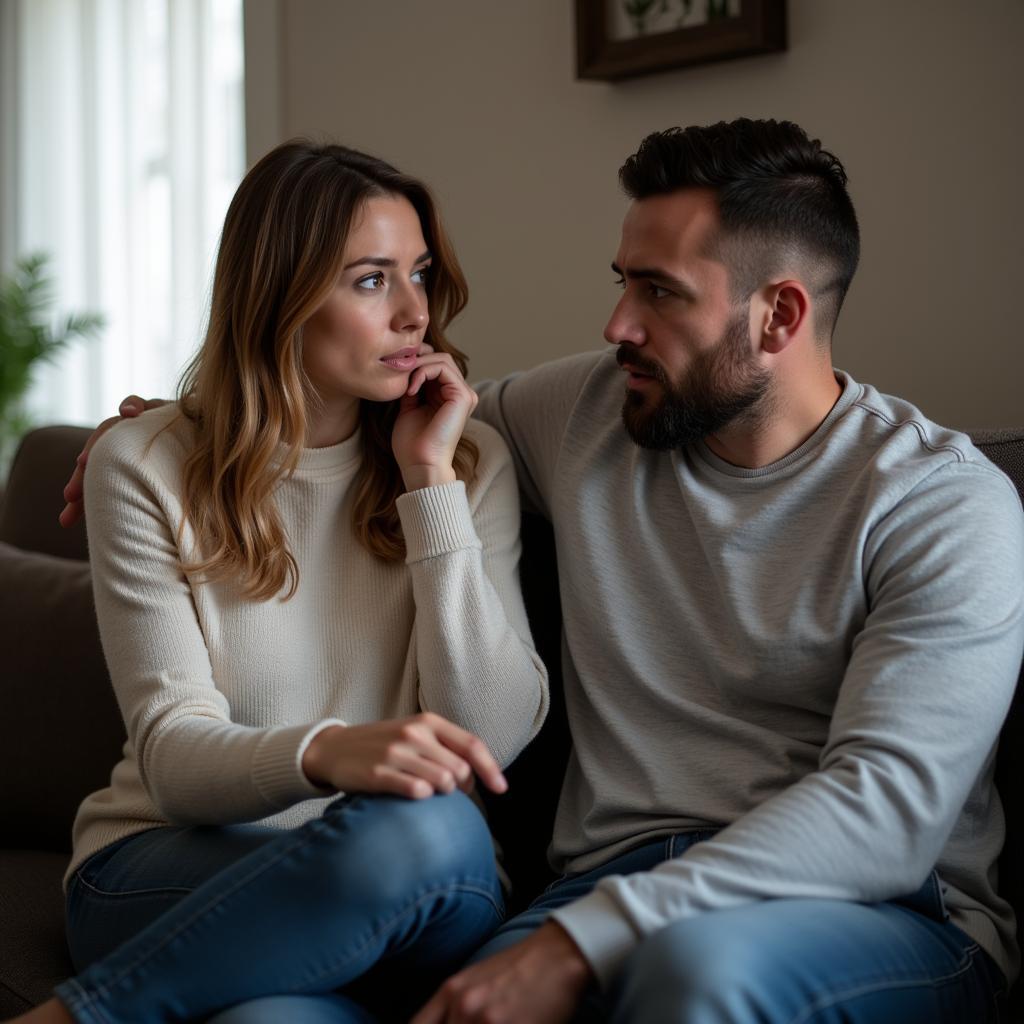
[618,312,771,451]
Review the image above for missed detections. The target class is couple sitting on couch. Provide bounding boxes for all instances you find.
[18,118,1022,1024]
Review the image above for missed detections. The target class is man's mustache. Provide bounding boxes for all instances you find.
[616,345,669,386]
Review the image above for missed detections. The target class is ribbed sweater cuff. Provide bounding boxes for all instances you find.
[251,718,346,807]
[550,889,640,988]
[396,481,479,562]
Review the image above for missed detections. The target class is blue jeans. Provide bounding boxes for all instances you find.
[476,831,1007,1023]
[56,791,504,1023]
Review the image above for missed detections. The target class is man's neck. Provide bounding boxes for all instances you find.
[704,368,843,470]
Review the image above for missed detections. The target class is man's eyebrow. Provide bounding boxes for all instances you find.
[343,251,432,271]
[611,262,696,297]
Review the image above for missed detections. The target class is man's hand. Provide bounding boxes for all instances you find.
[59,396,167,527]
[412,922,593,1024]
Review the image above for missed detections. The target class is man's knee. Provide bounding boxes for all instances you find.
[611,915,768,1023]
[608,900,994,1024]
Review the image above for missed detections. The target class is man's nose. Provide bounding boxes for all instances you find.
[604,294,644,347]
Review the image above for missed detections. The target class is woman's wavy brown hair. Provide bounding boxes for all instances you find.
[175,140,476,601]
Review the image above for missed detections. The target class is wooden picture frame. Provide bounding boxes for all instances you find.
[575,0,787,81]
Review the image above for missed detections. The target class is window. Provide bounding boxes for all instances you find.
[1,0,245,427]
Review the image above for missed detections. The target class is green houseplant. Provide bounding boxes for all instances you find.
[0,253,104,473]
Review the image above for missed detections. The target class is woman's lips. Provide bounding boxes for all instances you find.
[380,347,418,371]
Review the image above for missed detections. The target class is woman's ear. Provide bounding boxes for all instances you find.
[759,280,810,354]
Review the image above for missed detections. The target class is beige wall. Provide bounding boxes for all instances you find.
[245,0,1023,429]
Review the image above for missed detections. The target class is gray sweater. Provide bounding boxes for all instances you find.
[475,350,1024,987]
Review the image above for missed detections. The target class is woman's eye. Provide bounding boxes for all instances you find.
[356,272,385,291]
[613,276,625,288]
[412,266,430,286]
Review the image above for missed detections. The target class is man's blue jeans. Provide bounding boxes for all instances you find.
[56,791,503,1023]
[476,831,1008,1023]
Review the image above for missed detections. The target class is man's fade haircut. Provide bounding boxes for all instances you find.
[618,118,860,340]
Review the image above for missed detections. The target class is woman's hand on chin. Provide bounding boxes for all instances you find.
[391,351,477,492]
[301,712,507,799]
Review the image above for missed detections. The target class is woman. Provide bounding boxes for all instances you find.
[16,141,548,1024]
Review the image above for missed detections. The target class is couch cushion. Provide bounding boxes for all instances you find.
[0,542,125,852]
[972,430,1024,1015]
[973,430,1024,489]
[0,425,91,561]
[480,512,570,911]
[0,850,73,1014]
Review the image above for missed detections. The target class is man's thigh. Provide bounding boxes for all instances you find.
[467,838,698,1022]
[471,835,692,963]
[612,897,1006,1024]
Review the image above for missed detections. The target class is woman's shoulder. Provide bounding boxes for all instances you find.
[86,402,196,489]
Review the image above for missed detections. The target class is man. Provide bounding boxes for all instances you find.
[411,119,1022,1022]
[64,119,1022,1022]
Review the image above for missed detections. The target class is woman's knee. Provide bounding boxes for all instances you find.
[315,790,497,899]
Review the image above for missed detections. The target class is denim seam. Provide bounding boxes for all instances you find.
[74,872,194,899]
[786,943,983,1024]
[668,829,716,860]
[301,881,504,988]
[55,977,112,1024]
[539,874,568,898]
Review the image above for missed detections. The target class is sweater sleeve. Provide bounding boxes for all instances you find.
[473,351,605,517]
[84,419,340,826]
[395,422,549,768]
[553,461,1024,984]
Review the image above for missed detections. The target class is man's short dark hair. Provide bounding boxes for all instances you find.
[619,118,860,339]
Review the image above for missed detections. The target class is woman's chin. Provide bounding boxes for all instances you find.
[365,378,413,405]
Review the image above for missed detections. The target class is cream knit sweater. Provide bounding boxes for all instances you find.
[69,404,548,882]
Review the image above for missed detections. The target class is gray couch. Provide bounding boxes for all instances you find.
[1,423,1022,1019]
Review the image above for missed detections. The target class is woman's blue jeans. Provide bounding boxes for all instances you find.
[56,791,504,1023]
[477,831,1008,1023]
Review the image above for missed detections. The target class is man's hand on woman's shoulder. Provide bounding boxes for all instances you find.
[59,395,168,528]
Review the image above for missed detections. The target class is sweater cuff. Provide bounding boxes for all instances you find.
[550,888,640,989]
[251,718,346,807]
[396,481,479,562]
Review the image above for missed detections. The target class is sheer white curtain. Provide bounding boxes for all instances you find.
[1,0,244,427]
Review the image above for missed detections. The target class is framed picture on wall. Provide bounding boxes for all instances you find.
[575,0,787,81]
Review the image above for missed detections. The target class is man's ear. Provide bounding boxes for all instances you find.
[759,281,809,354]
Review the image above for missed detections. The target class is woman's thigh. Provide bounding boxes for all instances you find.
[67,822,282,969]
